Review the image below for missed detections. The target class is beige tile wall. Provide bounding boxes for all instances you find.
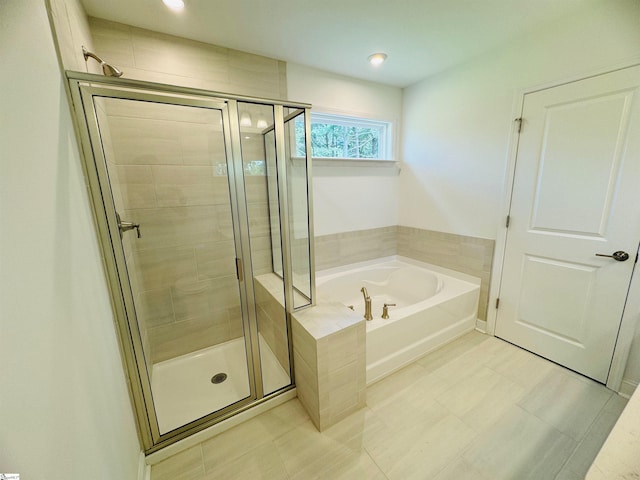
[97,99,154,374]
[291,303,366,431]
[254,275,291,378]
[240,128,278,277]
[84,17,298,365]
[101,100,244,363]
[397,226,494,320]
[48,0,99,73]
[314,226,398,271]
[88,18,287,100]
[315,226,494,321]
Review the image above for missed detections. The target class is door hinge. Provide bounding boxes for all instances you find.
[235,258,244,282]
[515,117,523,133]
[505,215,511,228]
[495,298,500,309]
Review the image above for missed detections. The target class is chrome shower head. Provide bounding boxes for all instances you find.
[82,46,123,78]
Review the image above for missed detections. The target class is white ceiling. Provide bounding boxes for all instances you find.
[81,0,590,87]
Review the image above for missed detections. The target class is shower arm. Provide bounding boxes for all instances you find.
[82,46,123,77]
[82,46,103,64]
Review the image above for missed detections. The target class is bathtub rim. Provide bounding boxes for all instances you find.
[316,256,481,331]
[316,255,481,287]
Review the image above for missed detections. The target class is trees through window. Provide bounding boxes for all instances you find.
[295,113,391,160]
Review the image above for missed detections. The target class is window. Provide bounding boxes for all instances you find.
[295,112,392,160]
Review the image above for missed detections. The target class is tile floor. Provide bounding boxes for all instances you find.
[150,331,627,480]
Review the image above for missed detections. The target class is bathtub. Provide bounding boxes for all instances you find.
[316,256,480,384]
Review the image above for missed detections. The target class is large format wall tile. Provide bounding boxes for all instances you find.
[314,226,397,271]
[87,18,288,369]
[89,17,287,100]
[315,226,494,321]
[397,226,494,320]
[102,102,246,364]
[255,276,290,374]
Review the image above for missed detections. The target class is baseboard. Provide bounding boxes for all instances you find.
[138,450,150,480]
[475,318,487,333]
[619,379,638,399]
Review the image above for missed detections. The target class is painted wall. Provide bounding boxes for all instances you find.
[400,0,640,240]
[0,1,141,478]
[400,0,640,386]
[287,63,403,236]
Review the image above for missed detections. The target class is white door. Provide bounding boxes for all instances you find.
[496,66,640,383]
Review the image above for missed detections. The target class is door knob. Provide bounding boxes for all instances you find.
[595,251,629,261]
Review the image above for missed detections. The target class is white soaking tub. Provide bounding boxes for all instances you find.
[316,256,480,384]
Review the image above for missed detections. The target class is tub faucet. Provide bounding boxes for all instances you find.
[361,287,373,321]
[382,303,396,319]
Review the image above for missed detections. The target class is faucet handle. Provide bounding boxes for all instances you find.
[382,303,396,319]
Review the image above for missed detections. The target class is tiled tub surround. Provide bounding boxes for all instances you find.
[291,304,366,431]
[314,226,397,271]
[315,226,495,321]
[397,226,494,321]
[317,257,480,384]
[88,18,288,100]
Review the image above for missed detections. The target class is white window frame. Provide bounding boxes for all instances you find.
[300,112,394,161]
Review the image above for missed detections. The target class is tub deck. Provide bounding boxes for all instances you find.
[317,256,481,384]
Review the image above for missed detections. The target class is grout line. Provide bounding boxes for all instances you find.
[362,445,390,479]
[197,444,205,476]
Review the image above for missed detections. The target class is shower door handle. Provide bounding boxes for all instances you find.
[116,212,141,238]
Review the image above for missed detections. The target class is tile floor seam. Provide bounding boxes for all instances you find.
[482,362,547,395]
[514,401,586,445]
[197,444,205,475]
[432,397,485,437]
[517,389,611,443]
[459,404,578,480]
[556,395,623,478]
[553,434,585,479]
[362,444,392,480]
[365,449,391,480]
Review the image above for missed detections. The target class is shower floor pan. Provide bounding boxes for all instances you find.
[151,335,290,434]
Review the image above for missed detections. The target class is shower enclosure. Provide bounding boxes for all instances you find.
[68,73,314,452]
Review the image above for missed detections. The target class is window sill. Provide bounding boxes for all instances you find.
[292,156,398,167]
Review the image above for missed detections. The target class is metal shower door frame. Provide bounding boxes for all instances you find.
[67,76,274,452]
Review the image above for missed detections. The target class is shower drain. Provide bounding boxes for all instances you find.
[211,373,228,384]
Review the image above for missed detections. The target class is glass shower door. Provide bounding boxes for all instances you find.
[70,76,312,452]
[82,89,255,440]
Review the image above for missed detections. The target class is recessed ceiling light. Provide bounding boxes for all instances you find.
[162,0,185,11]
[368,53,387,66]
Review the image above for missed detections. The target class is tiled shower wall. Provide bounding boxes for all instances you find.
[88,18,287,100]
[88,19,291,364]
[96,100,153,373]
[315,226,495,320]
[102,101,244,364]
